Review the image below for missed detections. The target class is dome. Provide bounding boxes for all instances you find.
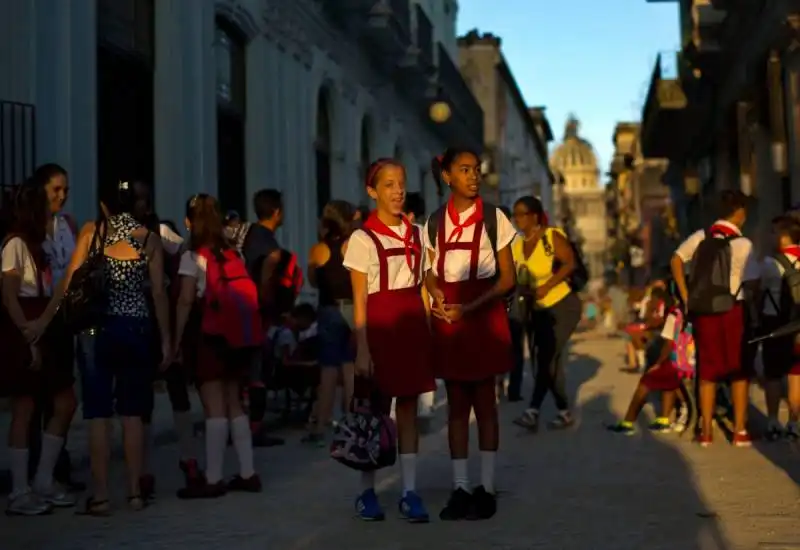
[549,115,598,177]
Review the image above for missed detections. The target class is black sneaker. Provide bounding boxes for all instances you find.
[467,485,497,520]
[439,487,472,521]
[765,425,784,442]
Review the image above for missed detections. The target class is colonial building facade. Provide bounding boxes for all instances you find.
[0,0,483,262]
[457,30,554,212]
[640,0,800,255]
[550,116,607,283]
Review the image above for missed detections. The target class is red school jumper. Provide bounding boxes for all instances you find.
[359,215,436,399]
[430,200,512,382]
[692,223,747,383]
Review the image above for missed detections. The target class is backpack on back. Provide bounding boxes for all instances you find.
[669,308,695,378]
[687,230,739,315]
[197,247,264,349]
[540,230,589,293]
[764,254,800,323]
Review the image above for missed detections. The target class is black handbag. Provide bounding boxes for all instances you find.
[61,220,108,333]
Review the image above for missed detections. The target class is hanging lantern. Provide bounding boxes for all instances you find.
[429,101,452,123]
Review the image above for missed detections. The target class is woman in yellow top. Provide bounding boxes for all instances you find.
[510,196,582,431]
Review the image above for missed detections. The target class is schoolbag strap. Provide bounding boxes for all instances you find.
[773,253,800,275]
[763,288,780,314]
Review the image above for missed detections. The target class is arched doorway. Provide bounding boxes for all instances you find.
[315,88,332,216]
[215,17,247,217]
[359,116,372,200]
[96,0,155,199]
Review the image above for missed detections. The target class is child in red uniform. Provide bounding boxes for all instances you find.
[343,158,436,523]
[424,147,516,520]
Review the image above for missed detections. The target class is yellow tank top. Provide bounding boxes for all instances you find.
[512,228,572,309]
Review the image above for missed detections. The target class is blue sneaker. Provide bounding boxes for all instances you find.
[399,491,430,523]
[355,489,385,521]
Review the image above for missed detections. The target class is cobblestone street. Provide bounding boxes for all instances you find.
[4,335,800,550]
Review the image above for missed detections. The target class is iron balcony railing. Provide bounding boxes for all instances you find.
[0,101,36,209]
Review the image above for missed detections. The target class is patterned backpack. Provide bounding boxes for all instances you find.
[669,307,696,379]
[330,394,397,472]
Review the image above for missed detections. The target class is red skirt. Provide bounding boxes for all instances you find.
[0,297,75,397]
[366,286,435,398]
[432,278,512,382]
[183,308,253,386]
[693,303,749,382]
[640,362,682,391]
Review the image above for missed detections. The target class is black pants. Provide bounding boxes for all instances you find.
[142,363,192,424]
[508,317,532,400]
[529,293,582,411]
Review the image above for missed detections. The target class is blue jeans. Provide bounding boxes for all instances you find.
[317,304,355,368]
[77,316,156,419]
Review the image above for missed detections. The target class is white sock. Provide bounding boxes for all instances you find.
[399,453,417,495]
[173,411,195,461]
[636,350,645,368]
[452,458,469,491]
[32,434,64,491]
[418,392,435,417]
[141,423,153,473]
[480,451,496,494]
[230,415,255,479]
[204,418,228,484]
[9,448,29,497]
[360,471,375,492]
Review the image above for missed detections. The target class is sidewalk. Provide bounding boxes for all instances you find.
[2,333,800,549]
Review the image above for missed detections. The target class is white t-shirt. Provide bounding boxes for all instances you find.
[267,326,297,359]
[660,311,678,341]
[343,225,427,295]
[160,224,184,256]
[674,219,760,299]
[178,251,208,297]
[422,205,516,282]
[1,238,51,297]
[761,253,800,315]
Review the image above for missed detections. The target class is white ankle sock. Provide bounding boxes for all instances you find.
[360,471,375,492]
[9,448,29,497]
[204,418,228,484]
[452,458,469,491]
[480,451,496,494]
[33,434,64,491]
[230,415,255,479]
[399,453,417,495]
[636,350,645,368]
[173,411,195,462]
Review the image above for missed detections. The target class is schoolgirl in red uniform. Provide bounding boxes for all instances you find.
[343,158,436,523]
[424,147,516,520]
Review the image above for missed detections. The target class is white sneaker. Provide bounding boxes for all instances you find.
[35,483,76,507]
[6,490,52,516]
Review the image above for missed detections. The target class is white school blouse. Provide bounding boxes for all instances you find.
[178,251,208,298]
[343,225,427,295]
[422,205,516,283]
[1,238,51,297]
[674,219,760,299]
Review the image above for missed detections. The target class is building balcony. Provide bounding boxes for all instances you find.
[429,44,484,150]
[640,51,692,159]
[325,0,412,64]
[396,5,437,100]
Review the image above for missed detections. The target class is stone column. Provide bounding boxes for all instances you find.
[35,0,97,224]
[244,35,272,212]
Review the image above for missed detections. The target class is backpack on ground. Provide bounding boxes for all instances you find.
[330,394,397,472]
[687,229,739,315]
[197,247,264,349]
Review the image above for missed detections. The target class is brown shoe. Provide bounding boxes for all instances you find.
[139,474,155,500]
[176,480,227,500]
[227,474,262,493]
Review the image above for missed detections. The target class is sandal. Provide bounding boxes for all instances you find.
[127,495,147,512]
[76,497,111,517]
[513,409,539,431]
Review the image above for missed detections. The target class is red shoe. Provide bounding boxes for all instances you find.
[694,433,713,447]
[179,459,206,487]
[732,431,753,447]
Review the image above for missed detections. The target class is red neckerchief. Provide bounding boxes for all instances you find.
[781,245,800,261]
[363,212,419,270]
[446,196,484,242]
[708,222,740,238]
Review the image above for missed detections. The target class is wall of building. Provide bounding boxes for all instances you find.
[0,0,466,274]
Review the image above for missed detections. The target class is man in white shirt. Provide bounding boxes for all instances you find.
[670,189,760,448]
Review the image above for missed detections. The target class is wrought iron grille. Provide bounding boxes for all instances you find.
[0,101,36,210]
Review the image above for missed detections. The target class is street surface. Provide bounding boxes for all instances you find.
[3,334,800,550]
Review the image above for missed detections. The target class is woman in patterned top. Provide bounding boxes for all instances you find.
[62,181,172,515]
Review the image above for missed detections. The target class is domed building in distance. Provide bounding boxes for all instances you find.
[549,115,607,283]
